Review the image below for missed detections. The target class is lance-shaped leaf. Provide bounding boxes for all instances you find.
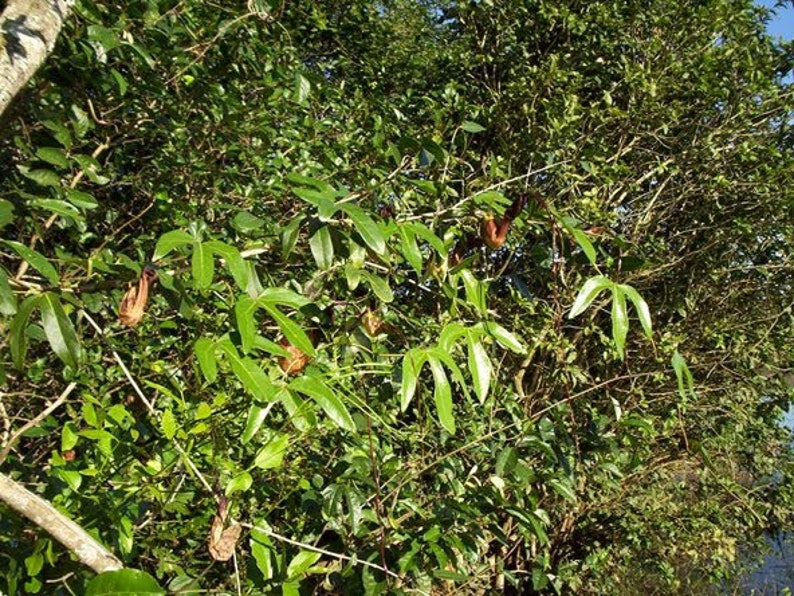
[194,337,218,383]
[438,322,468,353]
[401,348,427,411]
[309,225,334,270]
[398,224,423,274]
[0,267,17,315]
[460,269,488,314]
[153,229,193,260]
[9,295,43,369]
[3,241,60,286]
[216,339,277,403]
[205,240,249,291]
[360,270,393,303]
[278,387,316,430]
[290,375,355,432]
[261,303,315,358]
[427,347,468,398]
[671,351,696,402]
[482,321,527,354]
[235,295,259,354]
[568,275,612,319]
[253,433,289,469]
[39,292,82,369]
[620,284,653,339]
[467,332,492,404]
[611,286,629,359]
[192,242,214,289]
[427,355,455,434]
[337,202,386,256]
[242,403,274,444]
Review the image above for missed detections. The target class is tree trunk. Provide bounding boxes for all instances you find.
[0,0,74,115]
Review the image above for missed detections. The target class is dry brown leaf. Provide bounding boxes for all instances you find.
[362,309,383,336]
[119,266,157,327]
[278,341,311,375]
[208,515,242,562]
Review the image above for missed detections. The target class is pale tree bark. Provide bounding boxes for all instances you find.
[0,473,123,572]
[0,0,74,116]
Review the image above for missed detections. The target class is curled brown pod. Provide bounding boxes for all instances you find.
[118,265,157,327]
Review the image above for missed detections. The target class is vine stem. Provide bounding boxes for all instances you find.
[246,524,402,580]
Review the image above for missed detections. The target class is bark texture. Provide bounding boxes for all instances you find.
[0,0,73,115]
[0,472,123,573]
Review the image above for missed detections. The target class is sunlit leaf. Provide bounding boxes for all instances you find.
[3,240,60,286]
[309,225,334,270]
[467,332,491,404]
[360,270,394,303]
[191,241,214,289]
[568,275,612,319]
[620,284,653,338]
[194,337,217,383]
[401,348,427,411]
[254,433,289,469]
[427,355,455,434]
[39,292,81,369]
[10,295,42,368]
[611,286,628,359]
[290,375,355,432]
[153,230,193,261]
[337,203,386,255]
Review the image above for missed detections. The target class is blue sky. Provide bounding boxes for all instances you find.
[758,0,794,41]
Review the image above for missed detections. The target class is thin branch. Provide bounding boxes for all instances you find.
[246,524,401,580]
[0,472,123,573]
[0,382,76,466]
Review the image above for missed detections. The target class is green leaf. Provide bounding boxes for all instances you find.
[39,292,81,369]
[205,240,249,290]
[467,333,491,404]
[460,269,487,313]
[161,409,177,440]
[242,403,272,444]
[461,120,486,133]
[194,337,217,383]
[232,211,265,234]
[672,351,696,401]
[262,304,315,358]
[280,215,304,259]
[253,433,289,469]
[290,376,355,432]
[235,295,258,354]
[251,539,275,580]
[152,230,193,261]
[21,168,61,188]
[29,198,82,222]
[568,275,612,319]
[85,569,165,595]
[226,472,253,495]
[549,478,577,502]
[570,227,597,265]
[3,240,60,286]
[279,387,316,430]
[360,270,394,303]
[217,340,277,403]
[286,550,322,579]
[401,348,426,412]
[309,225,334,270]
[337,203,386,255]
[620,284,653,338]
[294,73,311,104]
[427,355,455,434]
[397,224,423,274]
[10,295,42,368]
[65,189,98,210]
[438,322,467,353]
[611,286,628,359]
[35,147,70,168]
[61,421,78,450]
[0,199,14,228]
[483,322,526,354]
[191,242,214,289]
[257,287,311,309]
[0,267,17,315]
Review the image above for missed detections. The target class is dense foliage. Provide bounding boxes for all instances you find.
[1,0,792,593]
